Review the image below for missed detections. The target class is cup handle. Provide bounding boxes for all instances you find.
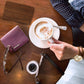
[48,37,54,43]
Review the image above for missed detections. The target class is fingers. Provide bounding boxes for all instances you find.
[48,43,64,51]
[48,40,65,60]
[48,38,63,44]
[52,38,61,44]
[50,45,63,60]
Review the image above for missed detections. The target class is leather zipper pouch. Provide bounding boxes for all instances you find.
[1,25,29,52]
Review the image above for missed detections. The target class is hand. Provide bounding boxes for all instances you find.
[48,39,79,60]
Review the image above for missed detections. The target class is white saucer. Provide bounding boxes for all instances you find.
[29,17,60,49]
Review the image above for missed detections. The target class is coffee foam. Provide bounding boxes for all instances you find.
[35,23,53,40]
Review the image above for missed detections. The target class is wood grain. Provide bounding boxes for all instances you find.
[2,1,34,24]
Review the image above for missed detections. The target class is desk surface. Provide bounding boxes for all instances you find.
[0,0,72,84]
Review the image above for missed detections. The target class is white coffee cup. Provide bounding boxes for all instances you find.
[34,21,55,43]
[26,61,39,75]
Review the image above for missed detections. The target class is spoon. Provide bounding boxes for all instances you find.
[53,25,67,30]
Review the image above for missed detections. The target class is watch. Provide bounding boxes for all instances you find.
[74,47,84,62]
[74,55,83,62]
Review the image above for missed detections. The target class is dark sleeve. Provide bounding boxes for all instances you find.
[50,0,84,28]
[80,6,84,18]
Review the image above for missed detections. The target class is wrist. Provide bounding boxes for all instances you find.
[79,47,84,58]
[73,47,79,56]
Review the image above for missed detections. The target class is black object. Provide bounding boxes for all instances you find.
[29,63,37,72]
[72,28,84,47]
[41,53,64,75]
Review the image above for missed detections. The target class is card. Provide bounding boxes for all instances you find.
[2,1,34,24]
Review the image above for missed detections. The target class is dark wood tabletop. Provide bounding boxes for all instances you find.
[0,0,73,84]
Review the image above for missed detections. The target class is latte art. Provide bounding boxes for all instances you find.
[35,22,53,40]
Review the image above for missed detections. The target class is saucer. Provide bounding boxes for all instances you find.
[29,17,60,48]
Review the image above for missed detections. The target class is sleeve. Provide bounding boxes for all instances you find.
[80,6,84,18]
[50,0,84,29]
[69,0,84,18]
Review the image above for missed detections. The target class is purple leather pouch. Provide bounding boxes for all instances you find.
[1,25,29,52]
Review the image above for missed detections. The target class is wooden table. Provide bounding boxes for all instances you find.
[0,0,73,84]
